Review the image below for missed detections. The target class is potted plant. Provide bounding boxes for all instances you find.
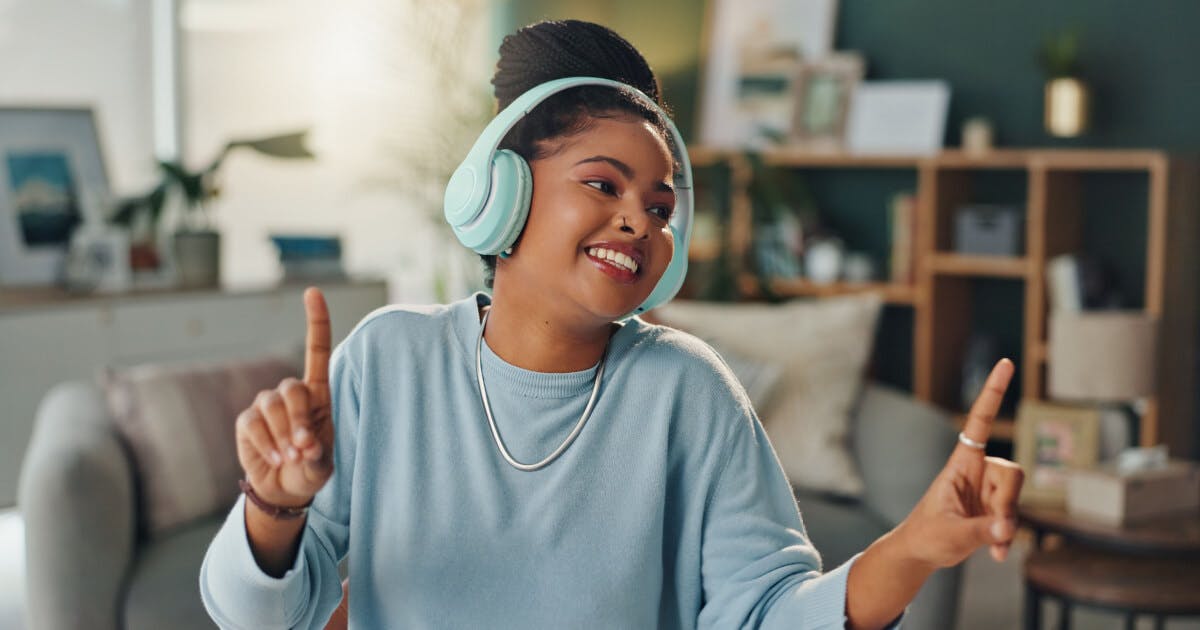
[110,130,314,288]
[1038,29,1089,138]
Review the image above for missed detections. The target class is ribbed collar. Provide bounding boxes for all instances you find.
[450,292,643,400]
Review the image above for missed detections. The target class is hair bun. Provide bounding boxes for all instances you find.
[492,20,659,111]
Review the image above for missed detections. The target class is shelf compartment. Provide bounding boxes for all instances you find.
[929,254,1031,278]
[737,274,917,304]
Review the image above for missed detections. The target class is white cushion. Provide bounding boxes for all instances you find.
[655,294,882,496]
[702,339,784,413]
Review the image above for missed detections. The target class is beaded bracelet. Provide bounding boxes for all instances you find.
[239,479,312,520]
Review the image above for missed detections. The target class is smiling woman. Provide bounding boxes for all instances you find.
[492,114,679,331]
[198,19,1023,630]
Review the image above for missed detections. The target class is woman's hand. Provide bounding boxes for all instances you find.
[235,287,337,509]
[846,360,1023,626]
[895,358,1025,567]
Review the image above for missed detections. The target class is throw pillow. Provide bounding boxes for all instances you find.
[98,355,301,539]
[655,294,883,497]
[702,339,784,414]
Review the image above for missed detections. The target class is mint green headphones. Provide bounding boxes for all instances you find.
[443,76,693,320]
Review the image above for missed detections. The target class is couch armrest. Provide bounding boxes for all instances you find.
[853,383,957,527]
[853,384,963,628]
[18,380,136,630]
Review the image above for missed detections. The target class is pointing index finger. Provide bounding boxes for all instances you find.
[961,358,1014,450]
[304,287,332,385]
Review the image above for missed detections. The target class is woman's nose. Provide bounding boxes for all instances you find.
[616,203,649,236]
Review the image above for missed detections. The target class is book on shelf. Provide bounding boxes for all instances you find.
[889,192,916,283]
[1046,254,1083,313]
[281,259,346,282]
[270,234,346,281]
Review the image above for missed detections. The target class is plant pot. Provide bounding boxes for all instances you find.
[1044,77,1090,137]
[173,229,221,288]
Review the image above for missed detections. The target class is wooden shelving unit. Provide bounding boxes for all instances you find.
[692,147,1200,452]
[928,254,1032,278]
[736,275,918,305]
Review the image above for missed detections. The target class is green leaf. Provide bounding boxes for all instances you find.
[226,131,315,160]
[158,160,206,205]
[1038,29,1083,78]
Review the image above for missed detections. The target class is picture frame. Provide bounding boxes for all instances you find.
[0,107,112,287]
[1015,400,1101,506]
[790,53,865,151]
[845,80,951,155]
[697,0,840,148]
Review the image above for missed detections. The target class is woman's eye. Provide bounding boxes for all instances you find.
[585,180,616,195]
[648,206,673,221]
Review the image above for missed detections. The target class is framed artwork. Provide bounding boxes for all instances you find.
[790,53,865,150]
[1015,400,1101,506]
[845,80,951,155]
[0,107,112,287]
[697,0,840,148]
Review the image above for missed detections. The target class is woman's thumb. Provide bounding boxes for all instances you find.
[302,441,333,482]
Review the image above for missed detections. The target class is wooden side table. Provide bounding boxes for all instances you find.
[1019,504,1200,630]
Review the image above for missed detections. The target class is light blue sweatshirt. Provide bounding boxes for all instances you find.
[200,292,865,629]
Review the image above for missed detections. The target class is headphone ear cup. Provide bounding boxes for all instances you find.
[493,150,532,257]
[623,224,689,320]
[449,149,532,255]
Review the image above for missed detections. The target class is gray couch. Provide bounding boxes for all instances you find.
[19,378,958,629]
[801,383,962,630]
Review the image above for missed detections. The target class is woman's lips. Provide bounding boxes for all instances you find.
[585,251,639,284]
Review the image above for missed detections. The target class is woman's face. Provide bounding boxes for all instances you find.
[496,114,677,324]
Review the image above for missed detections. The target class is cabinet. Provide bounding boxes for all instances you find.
[0,278,389,506]
[688,147,1199,454]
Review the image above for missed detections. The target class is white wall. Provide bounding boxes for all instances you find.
[181,0,491,302]
[0,0,157,193]
[1,0,493,304]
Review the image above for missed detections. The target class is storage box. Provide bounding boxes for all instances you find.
[1066,460,1200,525]
[954,204,1024,256]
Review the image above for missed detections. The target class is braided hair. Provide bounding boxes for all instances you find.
[478,20,671,289]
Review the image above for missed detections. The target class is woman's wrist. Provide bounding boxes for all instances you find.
[886,520,943,574]
[846,528,938,629]
[239,479,312,519]
[243,492,308,578]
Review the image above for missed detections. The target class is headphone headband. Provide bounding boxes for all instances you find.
[444,76,693,320]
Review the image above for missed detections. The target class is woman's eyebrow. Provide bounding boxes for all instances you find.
[574,155,675,194]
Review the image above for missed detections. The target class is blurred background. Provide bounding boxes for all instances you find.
[2,1,1200,628]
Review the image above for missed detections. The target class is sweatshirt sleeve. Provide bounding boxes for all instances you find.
[696,409,868,630]
[199,342,360,630]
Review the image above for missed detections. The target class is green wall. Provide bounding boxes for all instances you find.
[499,0,1200,149]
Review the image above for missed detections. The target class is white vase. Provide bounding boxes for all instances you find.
[805,239,844,284]
[1045,77,1090,137]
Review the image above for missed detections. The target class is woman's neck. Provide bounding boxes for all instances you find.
[479,298,615,373]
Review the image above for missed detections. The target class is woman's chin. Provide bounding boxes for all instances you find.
[583,286,652,321]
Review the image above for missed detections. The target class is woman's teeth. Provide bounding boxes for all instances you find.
[587,247,639,274]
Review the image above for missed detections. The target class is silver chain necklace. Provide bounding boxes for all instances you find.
[475,309,608,472]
